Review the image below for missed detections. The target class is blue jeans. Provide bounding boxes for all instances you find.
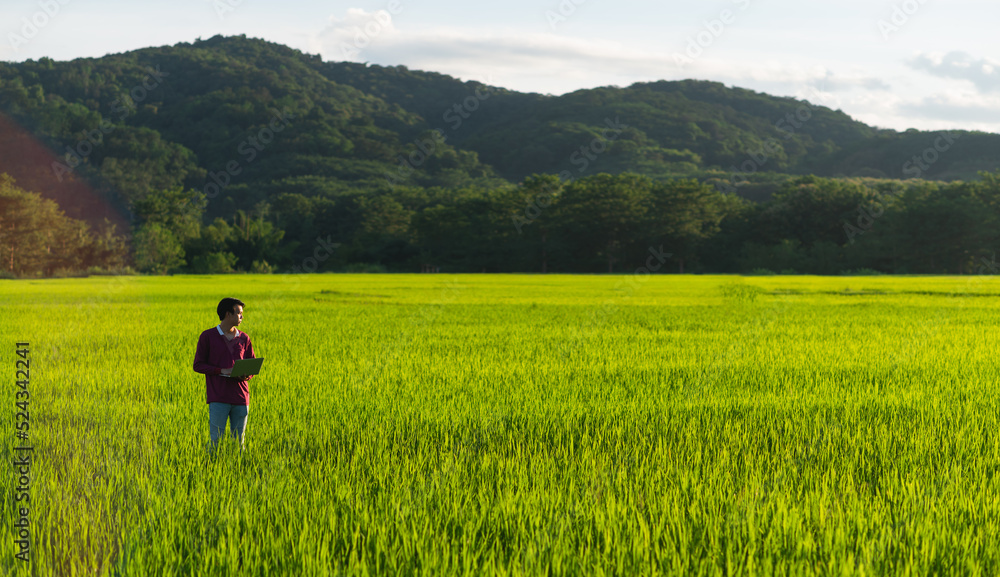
[209,402,249,450]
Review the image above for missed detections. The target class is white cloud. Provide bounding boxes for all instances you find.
[832,89,1000,134]
[314,8,401,62]
[900,92,1000,124]
[310,12,869,100]
[313,16,681,93]
[305,11,1000,135]
[809,70,889,93]
[909,51,1000,93]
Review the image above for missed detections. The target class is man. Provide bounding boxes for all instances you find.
[193,297,255,451]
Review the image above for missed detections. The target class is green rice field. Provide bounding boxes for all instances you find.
[4,273,1000,575]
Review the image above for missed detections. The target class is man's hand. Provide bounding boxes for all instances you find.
[221,368,232,377]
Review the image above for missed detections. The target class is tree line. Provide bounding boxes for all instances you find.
[6,170,1000,278]
[0,175,127,278]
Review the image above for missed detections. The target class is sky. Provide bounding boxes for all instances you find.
[2,0,1000,133]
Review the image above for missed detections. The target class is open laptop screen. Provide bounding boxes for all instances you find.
[227,357,264,378]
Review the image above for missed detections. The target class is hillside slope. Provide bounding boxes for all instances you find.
[1,34,998,226]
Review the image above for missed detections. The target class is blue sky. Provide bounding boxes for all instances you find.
[3,0,1000,133]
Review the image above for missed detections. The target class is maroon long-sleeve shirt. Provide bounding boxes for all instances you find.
[193,325,255,405]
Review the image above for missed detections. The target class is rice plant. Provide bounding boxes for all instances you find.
[2,273,1000,575]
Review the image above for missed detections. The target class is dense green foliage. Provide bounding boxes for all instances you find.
[325,60,1000,183]
[3,35,1000,276]
[6,165,1000,276]
[7,34,996,195]
[5,274,1000,575]
[0,175,128,277]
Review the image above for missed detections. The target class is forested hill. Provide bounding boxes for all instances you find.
[3,34,1000,219]
[326,62,878,181]
[0,35,505,221]
[324,60,1000,183]
[6,35,1000,278]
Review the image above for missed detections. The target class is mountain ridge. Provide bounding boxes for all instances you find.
[1,34,999,227]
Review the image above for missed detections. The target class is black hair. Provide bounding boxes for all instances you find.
[217,297,245,321]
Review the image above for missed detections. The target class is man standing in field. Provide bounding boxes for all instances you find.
[193,297,255,452]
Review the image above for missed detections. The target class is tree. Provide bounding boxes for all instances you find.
[228,205,290,271]
[190,251,239,274]
[186,217,239,273]
[132,186,206,242]
[0,174,124,277]
[648,179,735,273]
[351,195,414,269]
[553,173,652,272]
[510,175,563,273]
[133,223,184,274]
[895,182,990,274]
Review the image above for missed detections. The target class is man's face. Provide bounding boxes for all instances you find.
[227,305,244,326]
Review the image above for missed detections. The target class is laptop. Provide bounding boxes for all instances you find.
[225,358,264,378]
